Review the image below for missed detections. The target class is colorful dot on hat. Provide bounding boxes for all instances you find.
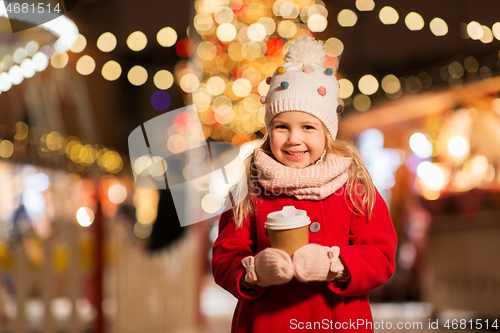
[281,81,289,89]
[266,76,272,84]
[277,66,285,74]
[303,67,312,74]
[260,96,267,104]
[324,68,333,76]
[318,86,326,96]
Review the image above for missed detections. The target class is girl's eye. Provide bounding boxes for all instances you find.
[275,125,287,129]
[303,125,315,130]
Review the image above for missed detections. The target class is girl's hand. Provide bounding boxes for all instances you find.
[241,248,294,287]
[293,244,348,283]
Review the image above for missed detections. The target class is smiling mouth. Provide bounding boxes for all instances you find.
[285,151,307,156]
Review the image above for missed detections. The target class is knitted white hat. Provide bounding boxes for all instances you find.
[262,36,341,139]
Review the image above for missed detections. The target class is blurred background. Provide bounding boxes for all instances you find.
[1,0,500,332]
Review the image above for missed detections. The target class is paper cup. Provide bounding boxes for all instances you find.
[265,206,310,256]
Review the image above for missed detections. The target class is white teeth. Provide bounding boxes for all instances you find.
[287,151,305,156]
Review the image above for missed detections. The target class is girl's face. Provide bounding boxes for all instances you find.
[270,111,326,168]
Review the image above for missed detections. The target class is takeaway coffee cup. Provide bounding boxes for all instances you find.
[265,206,311,256]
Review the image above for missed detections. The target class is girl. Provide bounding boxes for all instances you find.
[212,37,397,333]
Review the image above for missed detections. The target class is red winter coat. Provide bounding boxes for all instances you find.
[212,184,397,333]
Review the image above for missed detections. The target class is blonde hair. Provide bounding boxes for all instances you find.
[231,125,377,228]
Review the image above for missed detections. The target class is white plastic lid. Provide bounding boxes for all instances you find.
[265,206,311,230]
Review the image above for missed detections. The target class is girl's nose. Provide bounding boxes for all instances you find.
[287,131,301,144]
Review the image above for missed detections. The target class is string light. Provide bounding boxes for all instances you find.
[70,34,87,53]
[338,79,354,99]
[153,70,174,90]
[430,18,448,36]
[405,12,425,31]
[127,66,148,86]
[50,51,69,69]
[379,6,399,25]
[127,31,148,51]
[337,9,357,27]
[157,27,177,47]
[76,55,96,76]
[97,32,117,52]
[102,61,122,81]
[358,75,379,95]
[356,0,375,11]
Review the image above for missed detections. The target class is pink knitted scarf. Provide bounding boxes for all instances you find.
[253,148,353,200]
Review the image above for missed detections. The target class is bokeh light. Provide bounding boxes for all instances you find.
[134,222,152,238]
[338,79,354,99]
[356,0,375,11]
[464,56,478,73]
[467,21,483,40]
[194,13,214,34]
[409,133,433,158]
[97,32,117,52]
[76,55,96,75]
[157,27,177,47]
[381,75,401,94]
[232,78,252,97]
[0,140,14,158]
[405,12,424,31]
[33,52,49,72]
[201,194,221,214]
[429,18,448,36]
[108,185,127,204]
[167,134,187,154]
[70,34,87,53]
[417,162,449,192]
[258,17,276,35]
[102,61,122,81]
[480,25,493,43]
[337,9,357,27]
[277,20,297,38]
[127,65,148,86]
[279,1,299,19]
[324,37,344,57]
[379,6,399,25]
[358,75,379,95]
[492,22,500,40]
[25,41,39,56]
[214,6,235,24]
[50,51,69,69]
[217,23,237,42]
[8,66,24,85]
[179,73,200,93]
[76,207,94,227]
[308,13,328,32]
[20,59,36,78]
[2,55,14,71]
[13,48,27,63]
[353,94,371,112]
[207,76,226,96]
[247,23,267,41]
[448,62,464,79]
[127,31,148,51]
[197,41,217,60]
[154,70,174,89]
[150,91,172,111]
[448,136,468,156]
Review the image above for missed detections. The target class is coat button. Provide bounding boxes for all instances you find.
[309,222,321,233]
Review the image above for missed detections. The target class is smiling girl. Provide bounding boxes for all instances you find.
[212,37,397,333]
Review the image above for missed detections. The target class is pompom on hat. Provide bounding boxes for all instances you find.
[262,36,342,139]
